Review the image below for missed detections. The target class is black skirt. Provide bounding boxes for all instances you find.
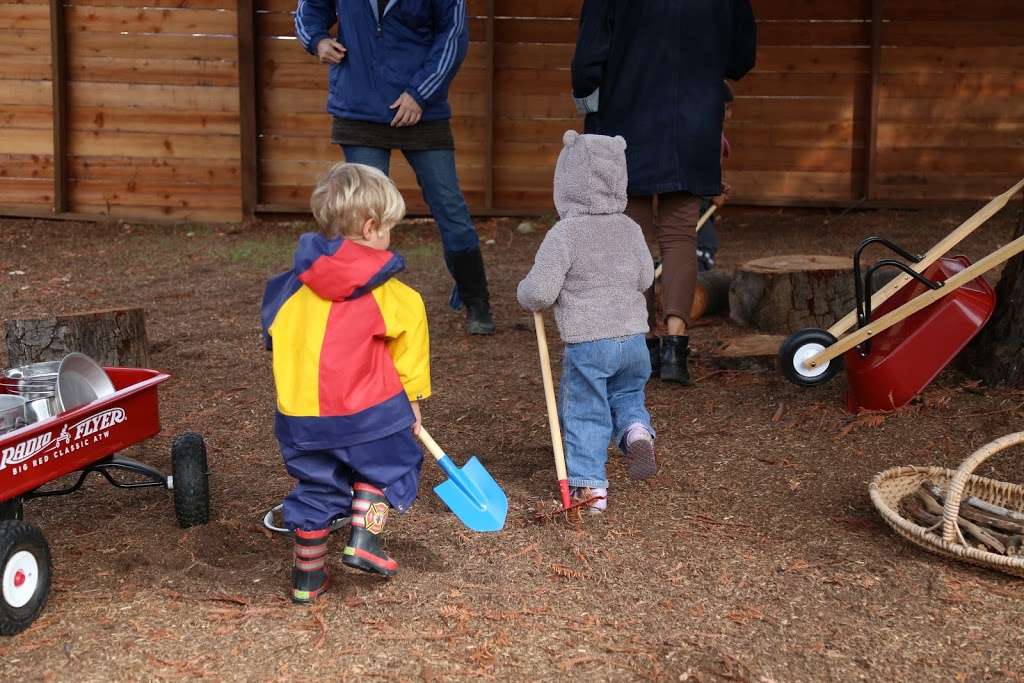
[331,117,454,151]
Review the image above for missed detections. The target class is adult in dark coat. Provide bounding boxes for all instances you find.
[571,0,756,384]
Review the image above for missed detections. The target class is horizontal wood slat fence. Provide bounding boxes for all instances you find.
[1,0,1021,222]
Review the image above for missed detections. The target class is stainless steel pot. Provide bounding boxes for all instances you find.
[24,394,59,423]
[56,353,115,412]
[0,395,27,435]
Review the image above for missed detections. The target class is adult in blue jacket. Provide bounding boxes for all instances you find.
[295,0,495,335]
[571,0,756,383]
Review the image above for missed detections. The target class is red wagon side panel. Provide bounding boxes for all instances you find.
[0,368,169,502]
[844,257,995,412]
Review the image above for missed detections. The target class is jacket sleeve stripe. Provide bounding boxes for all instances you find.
[294,0,313,48]
[418,0,465,100]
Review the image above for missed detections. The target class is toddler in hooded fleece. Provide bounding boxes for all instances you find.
[517,130,657,513]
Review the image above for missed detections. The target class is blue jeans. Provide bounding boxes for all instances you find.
[341,145,480,308]
[559,335,654,488]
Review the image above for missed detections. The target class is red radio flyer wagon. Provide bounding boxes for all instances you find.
[0,366,210,635]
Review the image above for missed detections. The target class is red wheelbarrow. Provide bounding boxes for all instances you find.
[0,364,210,635]
[779,178,1024,411]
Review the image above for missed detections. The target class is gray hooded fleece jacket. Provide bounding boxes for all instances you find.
[517,130,655,344]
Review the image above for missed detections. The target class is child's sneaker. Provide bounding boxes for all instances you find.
[623,424,657,480]
[569,486,608,514]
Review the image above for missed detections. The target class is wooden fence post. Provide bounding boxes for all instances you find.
[49,0,68,213]
[865,0,883,201]
[484,0,495,212]
[237,0,259,224]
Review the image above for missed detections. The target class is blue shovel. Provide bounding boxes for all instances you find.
[417,427,507,532]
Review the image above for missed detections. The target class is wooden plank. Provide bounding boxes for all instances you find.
[2,105,240,134]
[752,47,871,73]
[0,154,53,180]
[69,157,240,184]
[872,174,1024,201]
[865,0,881,200]
[66,0,236,8]
[877,97,1024,121]
[493,17,577,44]
[728,97,866,123]
[748,0,870,20]
[0,4,48,29]
[0,178,53,205]
[733,72,867,98]
[879,72,1024,99]
[0,79,51,105]
[64,6,236,35]
[68,180,241,209]
[495,42,573,69]
[876,121,1024,148]
[0,54,50,79]
[883,21,1024,47]
[875,148,1024,175]
[723,170,861,201]
[70,82,238,111]
[69,130,240,159]
[881,46,1024,73]
[69,31,237,60]
[484,0,494,210]
[883,1,1022,21]
[721,121,866,149]
[238,0,258,219]
[0,29,49,56]
[50,0,67,211]
[67,199,242,221]
[68,57,238,86]
[0,127,52,155]
[493,91,576,118]
[493,0,581,18]
[757,20,871,46]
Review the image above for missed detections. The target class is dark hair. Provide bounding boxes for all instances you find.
[722,80,734,103]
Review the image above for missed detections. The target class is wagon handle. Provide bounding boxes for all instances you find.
[941,432,1024,545]
[855,259,943,354]
[852,237,923,331]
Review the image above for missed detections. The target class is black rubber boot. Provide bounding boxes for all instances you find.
[292,528,329,604]
[449,248,496,335]
[646,337,661,379]
[342,482,398,578]
[660,335,690,385]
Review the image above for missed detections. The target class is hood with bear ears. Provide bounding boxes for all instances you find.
[553,130,629,218]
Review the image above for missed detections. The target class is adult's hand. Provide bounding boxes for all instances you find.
[389,92,423,127]
[316,38,346,64]
[711,181,731,208]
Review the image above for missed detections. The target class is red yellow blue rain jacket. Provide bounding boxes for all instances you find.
[261,233,430,450]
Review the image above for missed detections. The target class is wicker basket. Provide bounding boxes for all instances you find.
[869,431,1024,577]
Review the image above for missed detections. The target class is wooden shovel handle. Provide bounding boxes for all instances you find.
[695,204,717,233]
[533,312,568,482]
[415,426,447,463]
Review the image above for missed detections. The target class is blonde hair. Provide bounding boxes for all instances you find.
[310,162,406,238]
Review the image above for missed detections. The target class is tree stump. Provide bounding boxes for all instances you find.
[963,215,1024,386]
[729,255,855,334]
[4,308,150,368]
[691,270,732,320]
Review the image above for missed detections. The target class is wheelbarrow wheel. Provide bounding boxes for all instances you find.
[779,328,843,386]
[171,432,210,528]
[0,519,51,636]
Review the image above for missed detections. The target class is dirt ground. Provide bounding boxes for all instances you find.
[1,203,1023,682]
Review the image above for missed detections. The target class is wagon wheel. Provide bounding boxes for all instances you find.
[0,519,51,636]
[171,432,211,528]
[778,328,843,387]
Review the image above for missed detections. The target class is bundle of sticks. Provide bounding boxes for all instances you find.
[900,481,1024,556]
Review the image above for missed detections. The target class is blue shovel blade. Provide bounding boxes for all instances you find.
[433,455,508,532]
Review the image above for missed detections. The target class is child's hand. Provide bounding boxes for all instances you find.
[711,181,731,208]
[410,400,422,435]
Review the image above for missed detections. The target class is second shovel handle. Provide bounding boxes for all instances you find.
[416,426,447,463]
[533,312,568,481]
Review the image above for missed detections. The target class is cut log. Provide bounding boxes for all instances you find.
[729,255,856,334]
[691,270,731,321]
[710,334,787,371]
[4,307,150,368]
